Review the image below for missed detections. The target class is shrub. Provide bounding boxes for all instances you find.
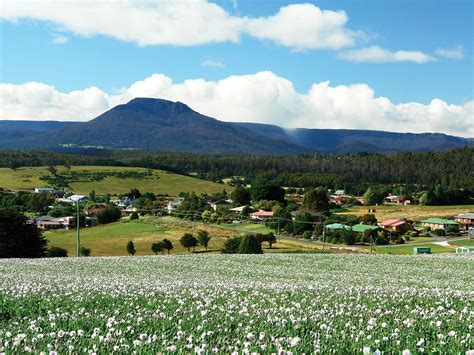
[222,237,242,254]
[151,243,163,255]
[126,241,136,256]
[97,206,122,224]
[394,237,405,244]
[80,247,91,257]
[302,230,313,239]
[196,231,211,251]
[237,235,263,254]
[129,212,139,221]
[433,229,446,237]
[446,225,460,235]
[46,247,68,257]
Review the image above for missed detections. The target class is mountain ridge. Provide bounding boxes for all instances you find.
[0,98,471,154]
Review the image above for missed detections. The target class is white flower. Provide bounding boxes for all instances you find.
[289,337,301,347]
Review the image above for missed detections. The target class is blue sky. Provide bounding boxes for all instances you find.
[0,0,472,136]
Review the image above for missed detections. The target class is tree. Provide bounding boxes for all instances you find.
[130,212,139,221]
[46,246,68,257]
[80,246,91,257]
[97,205,122,224]
[28,193,55,214]
[196,230,211,251]
[360,214,377,225]
[127,188,142,200]
[237,235,263,254]
[222,237,242,254]
[231,186,251,206]
[126,240,136,256]
[89,190,96,201]
[266,233,276,248]
[180,233,198,252]
[292,212,313,235]
[363,188,386,205]
[250,179,285,203]
[0,209,47,258]
[151,243,163,255]
[47,165,57,176]
[303,187,329,212]
[161,239,173,254]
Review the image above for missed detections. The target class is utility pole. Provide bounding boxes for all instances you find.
[76,199,80,257]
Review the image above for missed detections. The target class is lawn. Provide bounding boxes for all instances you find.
[374,244,454,255]
[44,218,314,256]
[338,204,474,221]
[448,239,474,247]
[0,166,230,195]
[1,254,472,353]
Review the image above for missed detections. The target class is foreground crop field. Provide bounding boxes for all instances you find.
[1,255,473,353]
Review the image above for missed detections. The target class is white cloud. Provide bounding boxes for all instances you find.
[1,72,472,137]
[201,58,225,68]
[52,33,69,44]
[435,46,464,59]
[338,45,436,63]
[1,0,359,51]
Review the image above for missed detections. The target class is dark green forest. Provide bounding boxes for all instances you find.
[0,148,472,194]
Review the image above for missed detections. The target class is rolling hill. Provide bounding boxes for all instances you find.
[0,98,471,154]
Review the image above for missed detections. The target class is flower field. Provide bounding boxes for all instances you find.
[0,254,473,353]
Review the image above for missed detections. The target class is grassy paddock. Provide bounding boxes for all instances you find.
[338,204,474,221]
[0,166,230,195]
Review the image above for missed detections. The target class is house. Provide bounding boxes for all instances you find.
[208,199,232,211]
[419,218,459,231]
[384,194,398,204]
[110,197,134,207]
[85,216,98,227]
[35,216,75,230]
[250,210,274,221]
[85,203,108,216]
[167,197,184,212]
[351,224,381,234]
[454,212,474,230]
[55,194,87,204]
[325,223,351,231]
[229,205,248,214]
[285,195,303,205]
[379,219,413,234]
[34,188,57,194]
[121,206,138,216]
[397,195,411,205]
[290,210,323,222]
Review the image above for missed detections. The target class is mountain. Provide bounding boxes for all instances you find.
[0,98,304,154]
[235,122,473,153]
[0,98,471,154]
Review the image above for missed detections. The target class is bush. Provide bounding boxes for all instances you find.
[46,246,68,257]
[394,237,405,244]
[409,231,419,239]
[433,229,446,237]
[97,205,122,224]
[151,243,163,255]
[126,240,136,256]
[237,235,263,254]
[302,230,313,239]
[446,225,460,235]
[222,237,241,254]
[80,247,91,257]
[129,212,139,221]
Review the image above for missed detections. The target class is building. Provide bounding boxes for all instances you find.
[351,224,381,234]
[35,216,75,230]
[454,212,474,230]
[325,223,351,231]
[379,219,413,234]
[167,197,184,212]
[229,205,248,214]
[290,210,323,222]
[208,199,233,211]
[419,218,459,231]
[34,187,57,194]
[250,210,274,221]
[85,204,108,216]
[121,206,138,216]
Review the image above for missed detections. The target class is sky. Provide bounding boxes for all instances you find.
[0,0,473,137]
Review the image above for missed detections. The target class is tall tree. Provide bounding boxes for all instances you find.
[0,209,47,258]
[161,238,173,254]
[231,186,251,206]
[126,240,136,256]
[180,233,198,253]
[303,187,329,212]
[196,230,211,251]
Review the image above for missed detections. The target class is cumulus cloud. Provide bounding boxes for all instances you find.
[201,58,225,68]
[1,72,472,137]
[338,45,436,63]
[1,0,359,51]
[435,46,464,59]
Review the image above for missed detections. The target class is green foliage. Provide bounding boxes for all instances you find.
[292,212,314,235]
[0,208,47,258]
[446,224,460,235]
[127,188,142,200]
[196,231,211,251]
[151,243,163,255]
[363,187,387,205]
[250,179,285,203]
[237,235,263,254]
[129,212,139,221]
[80,246,91,257]
[180,233,198,253]
[231,186,251,206]
[303,187,329,212]
[160,238,173,254]
[255,233,277,248]
[433,229,446,237]
[360,213,377,225]
[126,241,136,256]
[97,205,122,224]
[221,237,241,254]
[46,246,68,258]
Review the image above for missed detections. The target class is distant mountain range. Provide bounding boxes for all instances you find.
[0,98,471,154]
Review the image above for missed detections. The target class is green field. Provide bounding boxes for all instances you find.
[448,239,474,247]
[374,244,454,255]
[45,218,323,256]
[338,204,474,221]
[0,166,230,195]
[1,254,472,353]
